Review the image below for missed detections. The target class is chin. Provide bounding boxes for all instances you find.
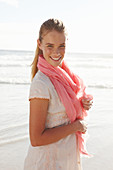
[51,60,62,67]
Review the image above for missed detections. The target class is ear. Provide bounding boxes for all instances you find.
[37,39,42,50]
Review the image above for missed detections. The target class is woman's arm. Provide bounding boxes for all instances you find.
[29,98,87,147]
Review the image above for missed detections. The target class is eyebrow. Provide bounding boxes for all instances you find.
[45,43,65,45]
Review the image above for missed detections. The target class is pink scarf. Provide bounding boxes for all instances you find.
[37,56,93,156]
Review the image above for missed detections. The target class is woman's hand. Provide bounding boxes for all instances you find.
[74,119,88,133]
[81,98,93,110]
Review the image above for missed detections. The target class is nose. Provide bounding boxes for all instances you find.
[52,48,60,56]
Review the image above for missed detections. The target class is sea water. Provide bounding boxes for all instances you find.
[0,50,113,170]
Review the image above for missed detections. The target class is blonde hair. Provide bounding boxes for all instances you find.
[31,18,66,80]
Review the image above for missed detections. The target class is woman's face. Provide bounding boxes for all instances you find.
[38,30,66,67]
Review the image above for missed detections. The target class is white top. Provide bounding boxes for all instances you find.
[24,71,80,170]
[29,70,70,128]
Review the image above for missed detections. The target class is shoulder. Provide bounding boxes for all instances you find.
[29,71,51,100]
[32,70,50,86]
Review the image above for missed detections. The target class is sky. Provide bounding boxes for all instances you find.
[0,0,113,53]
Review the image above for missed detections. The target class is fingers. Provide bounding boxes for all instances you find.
[82,99,93,105]
[75,119,88,133]
[79,120,88,133]
[82,99,93,110]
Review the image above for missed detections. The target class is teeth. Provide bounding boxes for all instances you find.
[50,56,61,61]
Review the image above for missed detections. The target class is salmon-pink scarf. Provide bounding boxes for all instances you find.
[37,56,93,156]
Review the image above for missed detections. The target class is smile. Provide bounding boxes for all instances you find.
[50,56,61,61]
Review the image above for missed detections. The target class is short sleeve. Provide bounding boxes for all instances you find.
[29,79,50,101]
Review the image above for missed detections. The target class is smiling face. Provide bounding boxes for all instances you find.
[38,30,66,67]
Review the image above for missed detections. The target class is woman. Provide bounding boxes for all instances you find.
[24,18,93,170]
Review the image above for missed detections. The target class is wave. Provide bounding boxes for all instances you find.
[88,84,113,89]
[0,79,113,90]
[0,123,28,132]
[0,62,113,69]
[0,123,29,146]
[74,64,113,69]
[0,135,28,146]
[67,61,113,69]
[0,80,30,85]
[0,64,30,67]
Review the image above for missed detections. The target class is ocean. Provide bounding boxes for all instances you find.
[0,49,113,170]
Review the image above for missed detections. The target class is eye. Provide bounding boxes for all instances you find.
[47,45,53,48]
[59,45,65,48]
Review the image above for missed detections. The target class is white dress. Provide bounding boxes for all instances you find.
[24,71,80,170]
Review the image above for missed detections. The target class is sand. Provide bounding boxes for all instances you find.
[0,87,113,170]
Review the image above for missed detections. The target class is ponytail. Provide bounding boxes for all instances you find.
[31,44,41,80]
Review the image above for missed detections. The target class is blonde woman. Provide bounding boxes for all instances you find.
[24,18,93,170]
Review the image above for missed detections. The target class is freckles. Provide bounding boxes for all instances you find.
[47,50,52,55]
[60,49,65,54]
[44,48,51,55]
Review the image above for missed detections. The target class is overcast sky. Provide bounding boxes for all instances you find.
[0,0,113,53]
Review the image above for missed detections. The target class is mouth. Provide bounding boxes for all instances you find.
[50,56,62,61]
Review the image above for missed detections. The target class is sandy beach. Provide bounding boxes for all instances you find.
[82,88,113,170]
[0,86,113,170]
